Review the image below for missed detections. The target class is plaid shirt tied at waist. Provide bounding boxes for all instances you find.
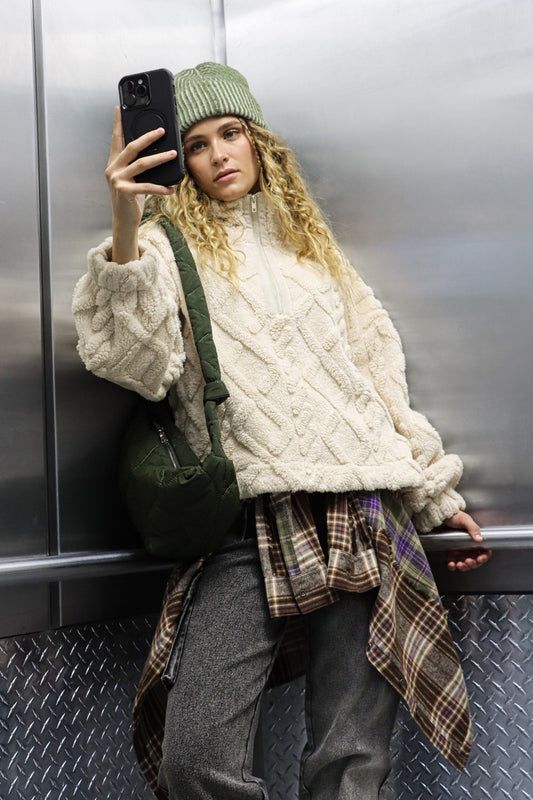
[133,490,473,798]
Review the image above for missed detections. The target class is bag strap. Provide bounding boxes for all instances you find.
[158,217,228,456]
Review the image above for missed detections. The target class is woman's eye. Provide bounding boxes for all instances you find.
[186,141,205,155]
[224,128,241,140]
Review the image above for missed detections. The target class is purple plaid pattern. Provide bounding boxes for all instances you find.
[256,492,381,616]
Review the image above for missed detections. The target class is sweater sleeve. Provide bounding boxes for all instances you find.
[347,274,466,532]
[72,228,186,401]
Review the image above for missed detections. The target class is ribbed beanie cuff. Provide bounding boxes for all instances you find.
[174,62,267,133]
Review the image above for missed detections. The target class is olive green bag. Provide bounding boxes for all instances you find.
[118,218,241,560]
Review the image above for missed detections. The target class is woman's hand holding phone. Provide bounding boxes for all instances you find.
[105,107,177,263]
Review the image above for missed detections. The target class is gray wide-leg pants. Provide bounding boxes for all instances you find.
[157,530,399,800]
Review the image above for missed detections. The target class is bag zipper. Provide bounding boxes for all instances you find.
[152,420,179,468]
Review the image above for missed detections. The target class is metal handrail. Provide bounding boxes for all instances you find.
[419,526,533,551]
[0,549,171,585]
[0,527,531,585]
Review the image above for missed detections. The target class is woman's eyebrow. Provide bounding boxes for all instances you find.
[182,132,203,145]
[183,119,241,145]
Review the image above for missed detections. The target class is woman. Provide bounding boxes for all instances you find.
[73,62,491,800]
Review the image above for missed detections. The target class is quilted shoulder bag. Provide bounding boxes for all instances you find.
[118,217,241,560]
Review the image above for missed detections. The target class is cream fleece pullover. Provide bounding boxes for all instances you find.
[72,192,465,532]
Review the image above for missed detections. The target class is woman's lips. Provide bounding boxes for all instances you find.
[215,169,238,182]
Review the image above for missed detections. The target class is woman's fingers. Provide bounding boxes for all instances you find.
[108,105,126,163]
[106,107,177,253]
[442,510,492,572]
[109,105,159,168]
[109,153,177,198]
[445,510,483,542]
[108,120,171,170]
[447,547,493,572]
[117,147,178,182]
[112,178,175,197]
[106,111,178,197]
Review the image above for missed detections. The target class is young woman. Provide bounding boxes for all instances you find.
[73,62,491,800]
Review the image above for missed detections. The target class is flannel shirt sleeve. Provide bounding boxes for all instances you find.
[347,273,466,532]
[72,226,186,401]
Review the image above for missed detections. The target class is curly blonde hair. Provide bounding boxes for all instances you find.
[146,120,356,296]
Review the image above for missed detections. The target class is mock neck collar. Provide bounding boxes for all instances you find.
[209,190,265,217]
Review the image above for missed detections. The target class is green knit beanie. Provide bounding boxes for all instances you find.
[174,62,267,133]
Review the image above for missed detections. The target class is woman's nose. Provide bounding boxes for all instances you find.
[211,142,228,164]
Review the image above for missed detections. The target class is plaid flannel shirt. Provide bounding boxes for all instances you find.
[132,490,472,798]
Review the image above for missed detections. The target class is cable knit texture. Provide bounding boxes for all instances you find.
[72,193,465,531]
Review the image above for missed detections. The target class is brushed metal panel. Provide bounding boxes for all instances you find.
[422,527,533,593]
[225,0,533,529]
[59,572,168,627]
[38,0,216,552]
[0,1,48,554]
[429,548,533,594]
[0,585,50,638]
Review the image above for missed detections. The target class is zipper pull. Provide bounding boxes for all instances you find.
[250,194,257,214]
[152,420,179,469]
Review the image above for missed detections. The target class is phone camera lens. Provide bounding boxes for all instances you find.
[136,83,148,98]
[125,80,135,94]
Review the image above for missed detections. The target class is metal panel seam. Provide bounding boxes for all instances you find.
[31,0,61,625]
[210,0,227,64]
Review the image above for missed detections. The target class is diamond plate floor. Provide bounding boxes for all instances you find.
[0,617,156,800]
[384,594,533,800]
[0,595,530,799]
[258,595,533,800]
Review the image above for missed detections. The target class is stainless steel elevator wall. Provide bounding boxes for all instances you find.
[39,0,217,553]
[0,2,47,559]
[0,0,216,633]
[1,3,532,799]
[1,0,532,625]
[224,0,533,530]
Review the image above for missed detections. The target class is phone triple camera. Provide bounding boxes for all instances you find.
[120,75,151,109]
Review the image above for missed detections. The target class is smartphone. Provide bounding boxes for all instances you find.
[118,68,184,186]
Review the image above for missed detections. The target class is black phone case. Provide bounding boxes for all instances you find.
[119,68,184,186]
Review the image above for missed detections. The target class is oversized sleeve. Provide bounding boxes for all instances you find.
[347,273,466,532]
[72,227,186,401]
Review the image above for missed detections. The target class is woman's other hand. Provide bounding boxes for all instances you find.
[443,510,493,572]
